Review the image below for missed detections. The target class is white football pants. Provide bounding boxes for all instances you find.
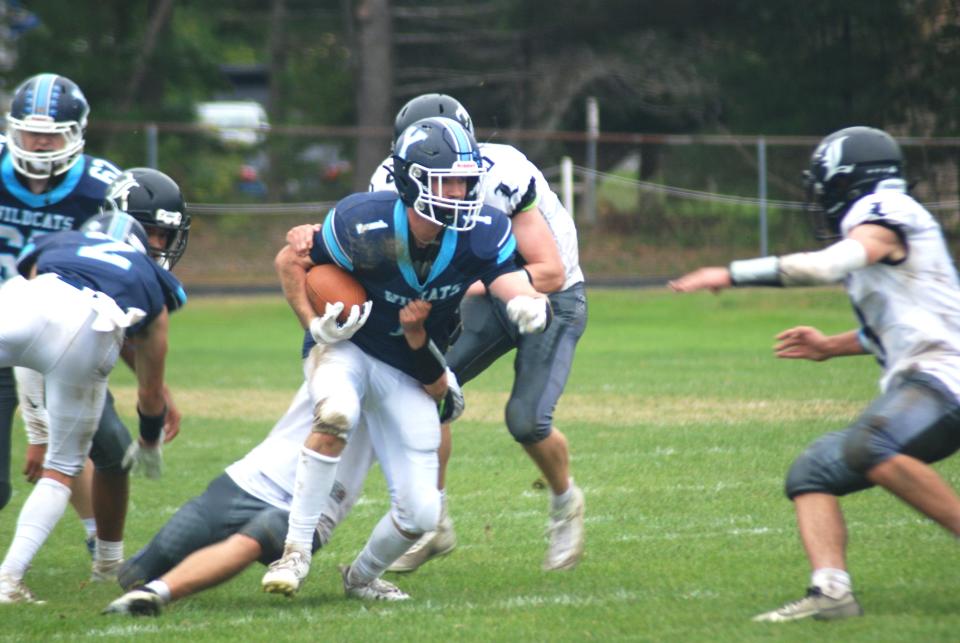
[304,341,442,534]
[0,275,129,476]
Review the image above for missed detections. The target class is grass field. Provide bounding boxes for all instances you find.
[2,288,959,641]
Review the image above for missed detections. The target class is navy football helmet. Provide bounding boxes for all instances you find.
[80,211,150,256]
[804,126,905,240]
[6,73,89,179]
[103,168,190,269]
[393,117,486,230]
[393,94,474,146]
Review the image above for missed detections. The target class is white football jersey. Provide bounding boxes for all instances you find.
[841,186,960,400]
[224,384,314,510]
[369,143,584,291]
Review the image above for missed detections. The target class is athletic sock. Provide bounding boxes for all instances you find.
[811,567,853,599]
[81,517,97,539]
[95,538,124,563]
[348,513,417,586]
[144,579,171,603]
[0,478,71,579]
[550,477,574,513]
[286,446,340,548]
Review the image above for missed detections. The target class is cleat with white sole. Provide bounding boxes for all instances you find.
[91,558,124,582]
[102,589,163,616]
[340,565,410,601]
[387,511,456,573]
[543,485,585,571]
[753,587,863,622]
[0,573,45,605]
[261,543,311,597]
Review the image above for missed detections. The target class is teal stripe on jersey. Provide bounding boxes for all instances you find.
[321,208,353,270]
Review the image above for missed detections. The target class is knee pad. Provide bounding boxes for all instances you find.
[394,485,441,534]
[311,394,359,440]
[504,397,551,445]
[784,449,823,499]
[785,430,875,499]
[842,416,893,474]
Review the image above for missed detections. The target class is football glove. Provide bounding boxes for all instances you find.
[437,368,465,423]
[506,295,552,334]
[122,441,163,479]
[310,301,372,344]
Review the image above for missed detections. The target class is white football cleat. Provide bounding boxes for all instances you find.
[102,589,164,616]
[91,558,124,582]
[261,543,311,596]
[386,510,456,573]
[543,484,585,571]
[0,572,44,604]
[340,565,410,601]
[752,587,863,622]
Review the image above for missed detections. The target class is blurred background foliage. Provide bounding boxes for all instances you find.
[2,0,959,281]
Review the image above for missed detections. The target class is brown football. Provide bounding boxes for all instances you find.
[305,264,367,322]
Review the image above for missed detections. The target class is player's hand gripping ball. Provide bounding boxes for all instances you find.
[305,264,371,344]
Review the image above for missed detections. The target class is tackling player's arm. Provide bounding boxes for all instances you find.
[286,223,321,256]
[512,205,564,293]
[275,243,318,329]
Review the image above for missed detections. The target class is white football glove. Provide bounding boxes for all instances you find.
[437,368,465,424]
[506,295,551,334]
[309,301,372,344]
[122,441,163,479]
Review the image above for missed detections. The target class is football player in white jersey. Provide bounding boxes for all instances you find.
[671,126,960,622]
[348,94,586,573]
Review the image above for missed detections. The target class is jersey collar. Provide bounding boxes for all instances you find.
[394,199,457,293]
[1,153,87,208]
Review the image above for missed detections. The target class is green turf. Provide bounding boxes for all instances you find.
[2,288,958,641]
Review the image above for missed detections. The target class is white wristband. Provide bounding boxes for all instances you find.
[729,256,781,286]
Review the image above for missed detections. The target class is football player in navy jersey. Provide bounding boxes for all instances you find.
[0,210,185,604]
[360,93,586,573]
[259,117,551,601]
[0,73,123,518]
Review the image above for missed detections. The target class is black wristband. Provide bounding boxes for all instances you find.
[137,405,167,443]
[411,342,446,385]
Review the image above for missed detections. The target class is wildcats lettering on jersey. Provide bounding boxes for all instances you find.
[0,145,122,282]
[0,205,75,231]
[384,283,462,306]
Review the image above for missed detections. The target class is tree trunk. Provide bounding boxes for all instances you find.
[353,0,393,192]
[267,0,287,199]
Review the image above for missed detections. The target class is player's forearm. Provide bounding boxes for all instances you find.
[524,262,564,293]
[833,329,869,357]
[275,245,316,328]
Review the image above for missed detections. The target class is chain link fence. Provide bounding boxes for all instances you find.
[87,123,960,287]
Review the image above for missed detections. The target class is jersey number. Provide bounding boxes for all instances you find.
[78,240,135,270]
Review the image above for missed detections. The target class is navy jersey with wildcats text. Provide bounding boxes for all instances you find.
[0,136,122,283]
[17,230,186,335]
[303,191,519,377]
